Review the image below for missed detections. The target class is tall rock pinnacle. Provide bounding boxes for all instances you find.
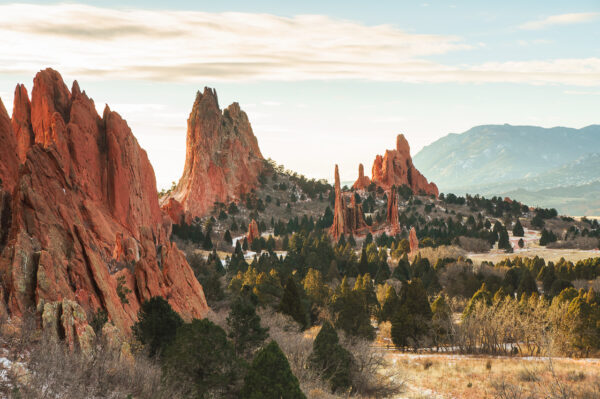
[163,88,264,219]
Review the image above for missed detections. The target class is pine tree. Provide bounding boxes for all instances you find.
[162,319,241,397]
[463,283,492,317]
[497,229,512,252]
[309,321,352,393]
[512,219,524,237]
[279,277,308,329]
[517,268,538,297]
[240,341,306,399]
[227,296,269,359]
[392,253,411,281]
[132,296,183,357]
[223,230,233,245]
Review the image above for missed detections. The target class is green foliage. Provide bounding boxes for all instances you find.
[226,296,269,359]
[517,268,538,297]
[463,283,492,318]
[512,219,524,237]
[90,308,108,335]
[309,321,352,393]
[279,277,308,329]
[540,228,558,246]
[331,277,375,340]
[224,229,233,245]
[162,319,241,397]
[132,296,184,357]
[240,341,306,399]
[116,275,131,305]
[391,279,433,349]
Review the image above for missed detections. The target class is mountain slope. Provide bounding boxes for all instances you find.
[413,124,600,215]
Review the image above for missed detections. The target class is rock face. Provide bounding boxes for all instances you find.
[370,134,438,197]
[409,227,419,254]
[164,88,264,218]
[0,69,208,335]
[162,197,191,226]
[247,219,260,244]
[329,165,368,239]
[352,163,371,191]
[0,98,18,192]
[386,188,400,235]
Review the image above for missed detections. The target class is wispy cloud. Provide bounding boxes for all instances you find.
[519,12,600,30]
[0,4,599,86]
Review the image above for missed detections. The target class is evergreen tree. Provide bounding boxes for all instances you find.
[463,283,492,318]
[240,341,306,399]
[162,319,241,397]
[223,230,233,245]
[512,219,524,237]
[309,321,352,393]
[227,296,269,359]
[497,229,512,252]
[392,253,411,281]
[517,268,538,297]
[279,277,308,329]
[391,279,432,349]
[132,296,184,357]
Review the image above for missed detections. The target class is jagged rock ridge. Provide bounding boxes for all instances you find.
[0,69,208,342]
[353,134,438,197]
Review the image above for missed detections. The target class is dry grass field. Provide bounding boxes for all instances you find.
[388,352,600,399]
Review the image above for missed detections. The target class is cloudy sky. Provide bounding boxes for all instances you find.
[0,1,599,188]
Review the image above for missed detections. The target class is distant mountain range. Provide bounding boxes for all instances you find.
[413,124,600,216]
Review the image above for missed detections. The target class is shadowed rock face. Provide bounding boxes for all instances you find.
[0,68,208,336]
[164,88,264,219]
[370,134,438,197]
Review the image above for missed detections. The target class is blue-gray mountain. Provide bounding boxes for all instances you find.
[413,124,600,216]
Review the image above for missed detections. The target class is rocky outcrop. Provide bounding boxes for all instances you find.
[352,163,371,191]
[0,69,208,335]
[162,197,191,226]
[409,227,419,254]
[330,165,368,239]
[11,84,34,164]
[387,188,400,235]
[247,219,260,244]
[370,134,438,197]
[0,98,18,192]
[164,88,264,218]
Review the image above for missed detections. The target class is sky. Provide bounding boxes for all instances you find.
[0,1,599,189]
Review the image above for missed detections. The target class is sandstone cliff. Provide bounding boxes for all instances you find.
[0,69,208,340]
[164,88,264,219]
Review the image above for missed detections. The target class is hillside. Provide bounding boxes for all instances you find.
[414,124,600,215]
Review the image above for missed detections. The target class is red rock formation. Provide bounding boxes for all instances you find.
[352,163,371,191]
[164,88,264,218]
[409,227,419,254]
[11,84,34,163]
[347,194,368,233]
[0,69,208,335]
[330,165,348,239]
[330,165,368,239]
[162,197,191,226]
[387,188,400,235]
[247,219,260,244]
[0,98,18,192]
[370,134,438,197]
